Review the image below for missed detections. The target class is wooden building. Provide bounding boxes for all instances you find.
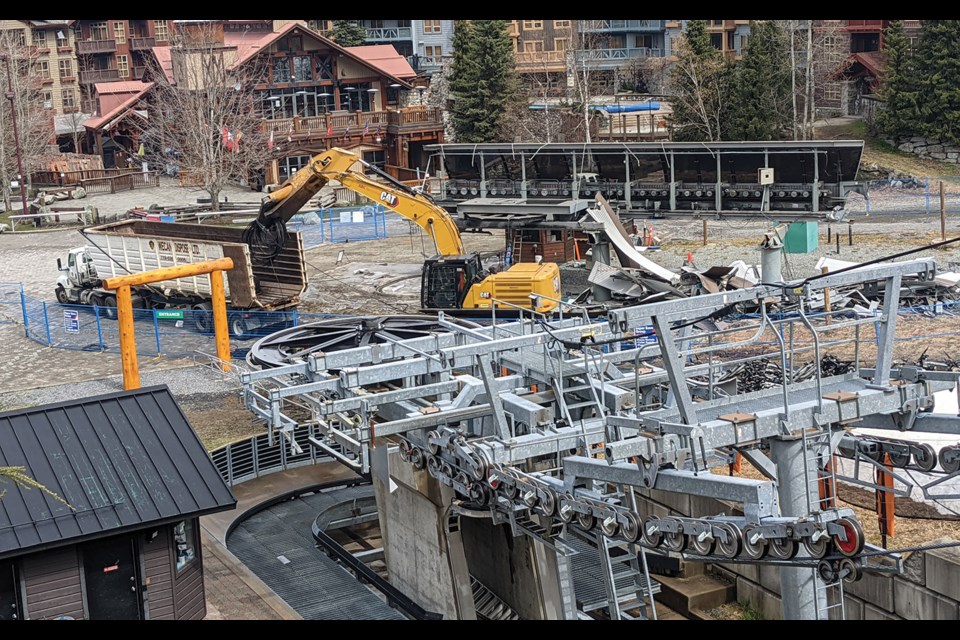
[0,386,236,620]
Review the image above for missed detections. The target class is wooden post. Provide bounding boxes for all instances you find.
[116,284,140,390]
[876,452,896,548]
[210,269,231,372]
[941,181,946,242]
[822,266,831,323]
[836,234,840,254]
[848,221,853,246]
[702,219,708,246]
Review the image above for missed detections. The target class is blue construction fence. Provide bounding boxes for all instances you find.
[0,282,22,324]
[851,176,960,216]
[287,204,420,250]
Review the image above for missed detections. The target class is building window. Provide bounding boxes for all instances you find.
[554,38,567,52]
[554,20,570,29]
[37,60,50,79]
[113,21,126,44]
[710,33,722,50]
[292,56,311,82]
[423,20,442,33]
[58,59,73,79]
[5,29,25,46]
[523,41,544,53]
[89,22,109,41]
[154,20,168,42]
[273,58,291,83]
[363,150,385,171]
[61,88,76,109]
[174,520,197,571]
[117,54,128,78]
[634,34,654,49]
[424,45,442,60]
[278,155,311,182]
[32,29,47,48]
[42,90,53,109]
[823,82,842,104]
[522,21,543,30]
[711,20,723,27]
[740,35,749,50]
[56,29,68,48]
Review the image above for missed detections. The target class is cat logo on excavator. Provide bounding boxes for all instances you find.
[380,191,398,206]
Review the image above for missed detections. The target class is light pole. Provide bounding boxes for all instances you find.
[1,53,29,215]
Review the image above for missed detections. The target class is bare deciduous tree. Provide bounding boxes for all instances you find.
[137,23,273,210]
[0,30,56,212]
[667,31,730,141]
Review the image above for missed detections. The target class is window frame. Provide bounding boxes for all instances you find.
[113,21,126,45]
[58,59,73,79]
[117,54,129,78]
[32,29,47,48]
[89,22,109,41]
[61,87,76,109]
[522,20,543,30]
[154,20,168,42]
[173,520,198,573]
[423,20,442,34]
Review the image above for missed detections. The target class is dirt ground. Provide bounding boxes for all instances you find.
[179,393,266,450]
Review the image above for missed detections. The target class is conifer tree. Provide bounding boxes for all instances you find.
[875,20,920,141]
[915,20,960,145]
[331,20,368,47]
[727,21,793,140]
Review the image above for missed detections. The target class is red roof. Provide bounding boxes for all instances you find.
[850,51,886,77]
[151,46,174,83]
[84,83,154,131]
[94,81,151,95]
[346,45,416,79]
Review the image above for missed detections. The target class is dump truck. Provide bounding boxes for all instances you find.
[54,219,308,337]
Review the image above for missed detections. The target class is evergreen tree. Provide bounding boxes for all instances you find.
[875,20,920,141]
[667,20,730,141]
[448,20,518,142]
[331,20,368,47]
[915,20,960,145]
[727,21,793,140]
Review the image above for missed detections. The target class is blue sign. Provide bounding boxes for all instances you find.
[64,309,79,334]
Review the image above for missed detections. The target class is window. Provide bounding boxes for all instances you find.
[424,45,442,60]
[554,20,570,29]
[58,59,73,79]
[278,155,311,182]
[292,56,311,82]
[113,21,126,44]
[710,33,722,50]
[711,20,723,27]
[363,150,385,171]
[522,21,543,30]
[5,29,25,46]
[554,38,567,52]
[32,29,47,48]
[61,88,76,109]
[36,60,50,79]
[823,82,842,104]
[56,30,68,48]
[423,20,442,33]
[42,90,52,109]
[523,40,543,53]
[117,54,128,78]
[740,35,749,51]
[273,58,291,83]
[173,520,197,571]
[634,34,653,49]
[154,20,168,42]
[89,22,109,41]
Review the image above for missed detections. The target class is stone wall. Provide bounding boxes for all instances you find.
[895,136,960,164]
[633,488,960,620]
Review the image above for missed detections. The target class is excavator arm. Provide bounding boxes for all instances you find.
[252,147,463,256]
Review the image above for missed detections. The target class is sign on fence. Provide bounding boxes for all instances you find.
[155,309,185,320]
[63,309,79,334]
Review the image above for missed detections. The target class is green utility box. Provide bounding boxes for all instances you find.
[783,221,819,254]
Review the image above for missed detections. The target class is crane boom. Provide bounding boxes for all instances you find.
[255,147,464,255]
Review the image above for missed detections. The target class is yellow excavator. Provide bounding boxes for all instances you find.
[244,147,560,315]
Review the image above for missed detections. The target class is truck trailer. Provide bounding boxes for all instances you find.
[55,219,308,337]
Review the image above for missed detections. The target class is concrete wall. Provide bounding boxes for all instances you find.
[370,445,476,619]
[633,486,960,620]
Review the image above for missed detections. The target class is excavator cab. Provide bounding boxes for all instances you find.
[421,255,483,310]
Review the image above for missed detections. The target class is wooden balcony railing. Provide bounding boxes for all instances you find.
[515,51,567,65]
[77,39,117,54]
[79,68,120,84]
[261,108,442,137]
[129,36,156,51]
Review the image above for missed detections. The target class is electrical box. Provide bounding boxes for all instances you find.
[759,168,774,185]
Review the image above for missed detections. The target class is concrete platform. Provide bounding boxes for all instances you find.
[654,573,737,617]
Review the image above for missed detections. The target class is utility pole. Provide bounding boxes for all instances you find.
[1,53,29,216]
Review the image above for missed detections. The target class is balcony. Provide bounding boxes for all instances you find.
[261,107,442,139]
[514,50,568,73]
[409,54,444,75]
[579,47,663,63]
[847,20,885,31]
[79,68,121,84]
[129,36,156,51]
[365,27,412,42]
[581,20,664,33]
[77,39,117,55]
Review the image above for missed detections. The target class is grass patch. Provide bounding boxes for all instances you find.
[740,603,765,620]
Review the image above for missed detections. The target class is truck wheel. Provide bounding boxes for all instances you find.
[55,286,68,304]
[102,295,118,320]
[193,303,213,333]
[230,313,249,339]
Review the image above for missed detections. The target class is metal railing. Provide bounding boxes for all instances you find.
[209,424,329,486]
[79,68,120,83]
[365,27,412,40]
[77,39,117,54]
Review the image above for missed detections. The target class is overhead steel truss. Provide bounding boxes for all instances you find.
[241,257,960,617]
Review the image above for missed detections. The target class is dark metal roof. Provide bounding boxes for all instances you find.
[0,385,236,560]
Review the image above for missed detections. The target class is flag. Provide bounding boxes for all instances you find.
[287,122,293,143]
[375,123,382,137]
[226,129,234,152]
[362,121,369,136]
[326,122,333,137]
[234,130,242,153]
[268,129,274,150]
[343,126,350,139]
[137,142,145,157]
[221,126,229,147]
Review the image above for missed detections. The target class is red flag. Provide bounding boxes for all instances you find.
[268,129,274,150]
[221,126,229,146]
[327,122,333,137]
[226,129,234,152]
